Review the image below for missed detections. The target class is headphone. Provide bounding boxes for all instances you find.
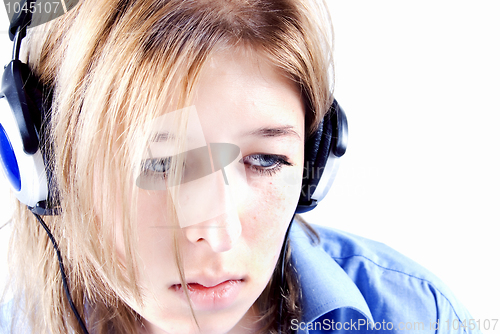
[0,11,57,215]
[0,1,348,216]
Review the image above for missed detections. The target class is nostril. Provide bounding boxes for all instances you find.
[183,212,242,253]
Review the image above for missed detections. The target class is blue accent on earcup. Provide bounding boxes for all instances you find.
[0,123,21,191]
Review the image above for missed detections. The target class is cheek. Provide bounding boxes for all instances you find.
[241,165,303,254]
[136,189,177,248]
[245,165,303,216]
[121,191,178,286]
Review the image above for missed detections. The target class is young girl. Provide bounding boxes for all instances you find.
[1,0,478,333]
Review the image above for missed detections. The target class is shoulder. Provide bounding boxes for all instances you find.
[313,223,448,285]
[0,299,31,334]
[289,222,480,333]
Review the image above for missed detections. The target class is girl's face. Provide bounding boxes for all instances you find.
[116,49,305,334]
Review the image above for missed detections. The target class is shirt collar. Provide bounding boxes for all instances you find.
[288,221,374,324]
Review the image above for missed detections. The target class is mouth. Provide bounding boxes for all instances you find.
[170,279,245,311]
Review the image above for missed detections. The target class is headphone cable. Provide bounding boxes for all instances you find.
[32,212,90,334]
[278,218,294,334]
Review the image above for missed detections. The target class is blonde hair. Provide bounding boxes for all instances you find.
[5,0,334,333]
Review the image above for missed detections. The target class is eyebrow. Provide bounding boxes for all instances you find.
[151,126,301,141]
[151,132,175,142]
[247,125,302,139]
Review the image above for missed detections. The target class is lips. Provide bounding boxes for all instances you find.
[170,279,244,311]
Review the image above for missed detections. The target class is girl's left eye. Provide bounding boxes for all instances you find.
[241,154,292,176]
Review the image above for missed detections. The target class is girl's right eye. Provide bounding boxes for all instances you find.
[136,157,175,190]
[141,157,172,174]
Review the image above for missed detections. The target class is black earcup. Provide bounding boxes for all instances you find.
[1,60,40,154]
[296,99,348,213]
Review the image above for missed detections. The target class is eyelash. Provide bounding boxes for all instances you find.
[241,154,292,176]
[140,157,172,177]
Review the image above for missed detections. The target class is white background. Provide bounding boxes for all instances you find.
[1,0,499,331]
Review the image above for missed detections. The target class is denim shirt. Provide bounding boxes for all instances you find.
[289,221,481,334]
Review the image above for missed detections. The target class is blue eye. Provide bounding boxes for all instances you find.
[241,154,292,176]
[244,155,279,167]
[136,157,174,190]
[141,157,172,174]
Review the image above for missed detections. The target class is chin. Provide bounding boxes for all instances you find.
[146,318,246,334]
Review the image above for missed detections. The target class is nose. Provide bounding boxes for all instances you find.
[182,166,242,253]
[184,210,242,253]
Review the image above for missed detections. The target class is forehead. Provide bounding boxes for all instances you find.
[191,48,305,142]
